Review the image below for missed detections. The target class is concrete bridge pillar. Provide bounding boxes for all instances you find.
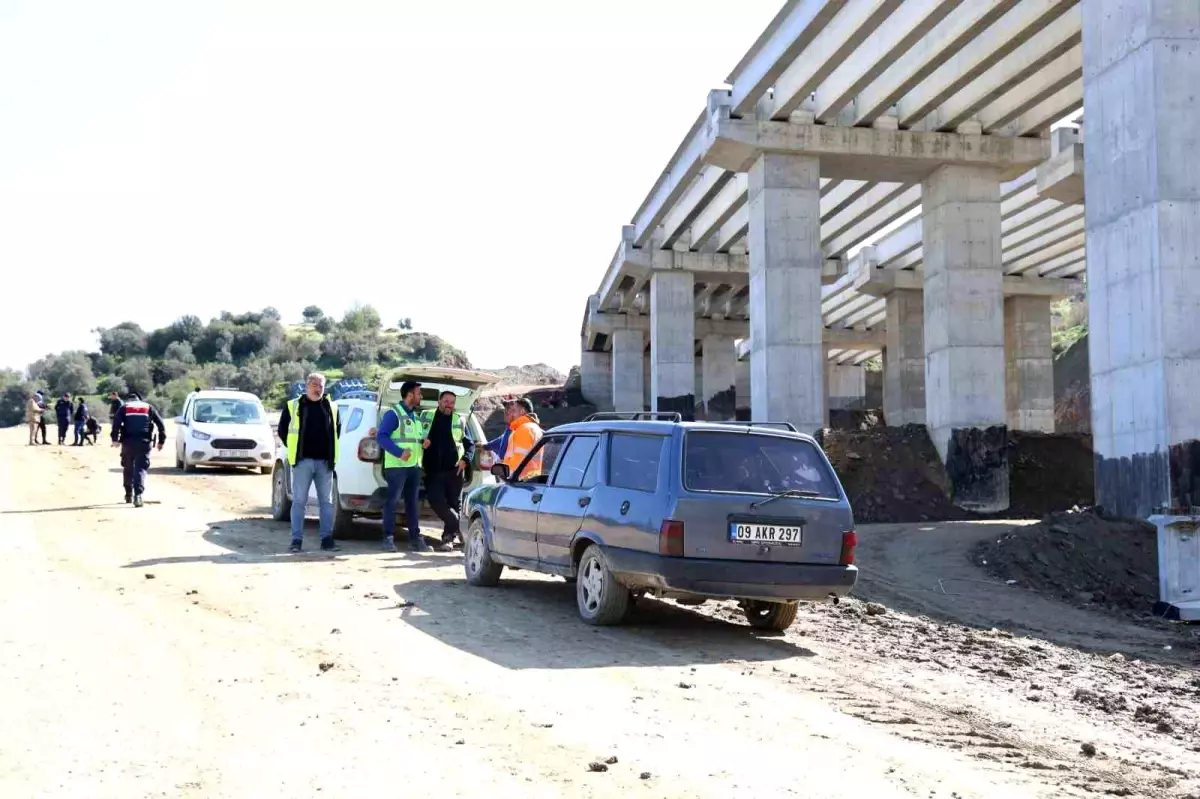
[1004,296,1054,432]
[611,329,645,413]
[922,163,1008,512]
[747,152,824,433]
[1083,0,1200,517]
[827,363,866,411]
[883,288,926,425]
[579,344,612,412]
[650,271,695,419]
[735,357,751,420]
[700,334,737,420]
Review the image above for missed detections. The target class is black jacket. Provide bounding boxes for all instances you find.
[55,399,72,424]
[278,396,336,465]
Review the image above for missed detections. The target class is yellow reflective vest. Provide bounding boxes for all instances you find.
[285,396,339,466]
[418,409,465,462]
[383,404,425,469]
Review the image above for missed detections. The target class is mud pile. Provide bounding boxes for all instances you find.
[1007,431,1094,518]
[972,510,1159,613]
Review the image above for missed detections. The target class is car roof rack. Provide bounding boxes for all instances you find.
[584,411,683,423]
[207,386,240,392]
[711,420,799,433]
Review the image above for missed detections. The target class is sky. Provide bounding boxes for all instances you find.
[0,0,782,375]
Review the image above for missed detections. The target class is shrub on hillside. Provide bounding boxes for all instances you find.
[97,375,128,397]
[118,357,155,397]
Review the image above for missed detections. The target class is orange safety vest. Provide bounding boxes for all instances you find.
[503,414,543,474]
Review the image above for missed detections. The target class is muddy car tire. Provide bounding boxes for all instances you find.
[331,479,355,538]
[464,518,503,587]
[270,465,289,521]
[742,600,798,631]
[576,545,631,626]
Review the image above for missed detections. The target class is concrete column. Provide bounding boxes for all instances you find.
[642,353,651,410]
[1004,296,1054,432]
[579,345,613,412]
[700,334,737,420]
[827,363,866,410]
[610,329,645,413]
[883,289,926,425]
[650,271,695,419]
[735,357,751,420]
[747,152,824,433]
[922,163,1008,512]
[1084,0,1200,517]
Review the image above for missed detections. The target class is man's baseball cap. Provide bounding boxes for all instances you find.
[505,396,534,415]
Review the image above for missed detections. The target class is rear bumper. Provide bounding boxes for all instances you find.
[602,546,858,602]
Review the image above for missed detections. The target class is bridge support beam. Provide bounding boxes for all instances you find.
[700,334,737,421]
[611,329,645,413]
[827,363,866,411]
[1084,0,1200,517]
[1004,296,1054,433]
[748,152,825,433]
[883,288,926,426]
[923,164,1009,512]
[650,271,696,419]
[579,344,612,412]
[735,357,751,420]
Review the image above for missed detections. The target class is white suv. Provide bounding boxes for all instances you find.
[174,389,277,474]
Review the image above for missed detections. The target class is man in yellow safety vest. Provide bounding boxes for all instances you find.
[419,390,475,549]
[375,380,429,552]
[279,372,340,553]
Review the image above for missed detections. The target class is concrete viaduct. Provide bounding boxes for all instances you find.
[577,0,1199,517]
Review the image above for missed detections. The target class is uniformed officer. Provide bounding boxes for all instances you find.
[110,392,166,507]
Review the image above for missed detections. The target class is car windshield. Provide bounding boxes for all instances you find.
[683,430,840,499]
[193,398,263,425]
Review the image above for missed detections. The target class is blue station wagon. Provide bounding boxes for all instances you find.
[461,414,858,630]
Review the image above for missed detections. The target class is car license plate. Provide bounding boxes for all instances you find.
[217,449,240,458]
[730,522,803,546]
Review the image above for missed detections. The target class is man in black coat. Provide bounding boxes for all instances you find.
[55,393,72,445]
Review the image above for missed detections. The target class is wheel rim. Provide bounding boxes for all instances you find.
[580,555,604,614]
[272,469,284,514]
[467,527,486,575]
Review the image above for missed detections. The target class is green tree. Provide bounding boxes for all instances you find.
[398,317,413,331]
[97,375,128,397]
[95,322,147,359]
[302,305,324,324]
[314,316,334,335]
[0,383,34,427]
[28,352,96,396]
[118,357,154,397]
[340,303,381,334]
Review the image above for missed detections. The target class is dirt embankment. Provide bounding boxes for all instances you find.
[973,510,1160,614]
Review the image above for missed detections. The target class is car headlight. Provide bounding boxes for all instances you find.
[191,430,212,441]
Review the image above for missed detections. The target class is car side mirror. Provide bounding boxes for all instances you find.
[174,416,185,425]
[490,463,510,481]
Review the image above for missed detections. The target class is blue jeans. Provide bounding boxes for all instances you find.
[383,467,421,542]
[73,420,85,445]
[291,458,334,542]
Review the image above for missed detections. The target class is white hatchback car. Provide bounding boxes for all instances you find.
[174,389,277,474]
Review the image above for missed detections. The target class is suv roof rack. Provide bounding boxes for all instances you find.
[584,411,683,423]
[207,386,241,392]
[711,420,799,433]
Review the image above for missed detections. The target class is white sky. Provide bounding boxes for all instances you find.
[0,0,782,375]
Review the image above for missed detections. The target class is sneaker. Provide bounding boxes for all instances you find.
[382,536,397,552]
[133,495,143,508]
[289,539,302,553]
[432,541,453,553]
[124,494,132,504]
[409,537,431,553]
[320,537,341,552]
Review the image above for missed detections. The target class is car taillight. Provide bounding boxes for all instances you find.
[659,520,684,557]
[839,530,858,565]
[358,429,380,462]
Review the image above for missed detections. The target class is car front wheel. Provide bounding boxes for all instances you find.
[576,545,631,626]
[741,599,799,631]
[464,517,503,586]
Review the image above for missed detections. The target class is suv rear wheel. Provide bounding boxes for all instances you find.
[464,517,503,586]
[576,545,631,626]
[270,464,289,522]
[741,599,799,631]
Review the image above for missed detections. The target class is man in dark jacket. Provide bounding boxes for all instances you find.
[72,397,89,446]
[111,392,166,507]
[55,393,72,445]
[420,390,475,549]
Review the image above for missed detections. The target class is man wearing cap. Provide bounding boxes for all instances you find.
[376,380,430,552]
[502,397,544,474]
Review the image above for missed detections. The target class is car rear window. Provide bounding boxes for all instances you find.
[683,431,840,499]
[608,433,664,493]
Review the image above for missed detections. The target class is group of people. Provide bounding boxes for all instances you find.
[279,372,545,554]
[25,390,109,446]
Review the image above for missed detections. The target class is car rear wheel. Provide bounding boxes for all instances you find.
[331,478,355,538]
[576,545,631,626]
[464,517,503,587]
[271,464,289,522]
[741,599,799,631]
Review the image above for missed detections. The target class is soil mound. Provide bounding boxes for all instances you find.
[822,424,969,524]
[972,510,1159,613]
[828,408,885,432]
[1008,431,1094,518]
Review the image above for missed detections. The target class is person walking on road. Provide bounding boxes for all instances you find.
[376,380,429,553]
[55,393,72,445]
[34,391,49,445]
[420,390,475,550]
[110,392,166,507]
[279,372,340,554]
[72,397,90,446]
[501,397,544,473]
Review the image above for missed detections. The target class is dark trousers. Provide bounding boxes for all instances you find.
[424,469,464,542]
[382,467,421,542]
[121,439,152,497]
[37,418,47,444]
[57,421,68,445]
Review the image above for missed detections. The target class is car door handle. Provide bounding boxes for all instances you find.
[619,500,630,515]
[577,496,591,508]
[531,493,543,504]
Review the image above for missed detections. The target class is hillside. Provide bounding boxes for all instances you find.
[0,304,470,426]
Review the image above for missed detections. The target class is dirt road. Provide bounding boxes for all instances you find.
[2,428,1198,798]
